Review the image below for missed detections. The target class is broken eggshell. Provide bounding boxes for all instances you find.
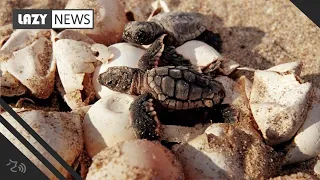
[53,39,112,109]
[267,61,303,76]
[0,29,51,58]
[83,92,138,158]
[5,37,56,99]
[284,88,320,165]
[249,70,313,146]
[172,132,245,179]
[0,110,84,180]
[86,139,184,180]
[175,40,240,75]
[173,123,279,179]
[93,42,146,99]
[0,29,56,99]
[65,0,127,46]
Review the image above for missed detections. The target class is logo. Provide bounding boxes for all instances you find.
[6,159,27,173]
[13,9,94,29]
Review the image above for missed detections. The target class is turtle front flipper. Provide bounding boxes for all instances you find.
[129,93,161,140]
[195,30,223,53]
[138,34,193,71]
[138,34,167,71]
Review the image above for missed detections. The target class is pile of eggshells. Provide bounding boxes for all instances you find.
[0,0,320,179]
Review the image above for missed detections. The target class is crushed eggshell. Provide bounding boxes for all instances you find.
[250,70,312,146]
[0,29,53,97]
[86,139,184,180]
[0,29,51,59]
[284,88,320,165]
[83,92,137,158]
[173,133,245,179]
[65,0,127,46]
[0,110,84,180]
[93,43,146,99]
[5,37,56,99]
[174,123,278,179]
[54,39,107,109]
[267,61,303,76]
[0,68,28,97]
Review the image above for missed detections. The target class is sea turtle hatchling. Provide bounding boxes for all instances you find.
[122,11,223,52]
[98,64,226,140]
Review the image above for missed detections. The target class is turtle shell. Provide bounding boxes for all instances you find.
[143,66,225,110]
[150,12,208,45]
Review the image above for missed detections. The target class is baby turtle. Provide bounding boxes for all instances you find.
[98,65,225,140]
[122,11,222,52]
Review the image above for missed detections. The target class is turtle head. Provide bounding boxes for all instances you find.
[122,21,163,45]
[98,66,143,95]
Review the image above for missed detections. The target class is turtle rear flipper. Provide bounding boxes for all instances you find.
[129,93,161,140]
[138,35,167,71]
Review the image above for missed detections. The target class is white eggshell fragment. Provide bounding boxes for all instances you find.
[0,29,53,97]
[176,40,221,69]
[250,70,312,146]
[54,39,102,109]
[5,37,56,99]
[93,43,146,99]
[0,110,83,180]
[284,88,320,165]
[65,0,127,45]
[173,133,245,179]
[90,43,113,64]
[83,92,137,158]
[86,140,184,180]
[314,160,320,176]
[267,61,303,76]
[174,123,279,179]
[0,29,50,57]
[0,68,28,97]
